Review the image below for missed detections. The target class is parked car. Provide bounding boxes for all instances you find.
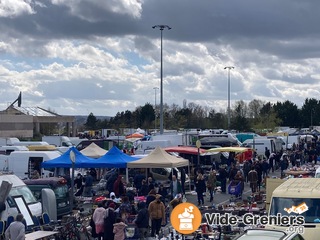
[24,177,71,218]
[233,229,304,240]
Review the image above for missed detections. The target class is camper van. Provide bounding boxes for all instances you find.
[0,174,42,221]
[266,178,320,240]
[0,151,61,179]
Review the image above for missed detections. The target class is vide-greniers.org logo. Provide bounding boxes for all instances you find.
[205,213,305,234]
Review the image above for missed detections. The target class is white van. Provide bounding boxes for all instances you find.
[134,140,172,155]
[266,178,320,240]
[0,174,42,221]
[241,138,277,157]
[315,167,320,178]
[0,146,29,155]
[0,151,61,179]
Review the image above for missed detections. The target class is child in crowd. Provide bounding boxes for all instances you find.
[113,218,127,240]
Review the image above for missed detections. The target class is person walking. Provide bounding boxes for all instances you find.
[206,170,217,202]
[195,172,206,206]
[92,202,106,239]
[180,168,186,195]
[135,201,150,240]
[103,202,116,240]
[148,194,165,237]
[83,171,93,197]
[5,213,25,240]
[113,218,127,240]
[218,166,228,193]
[243,160,251,183]
[265,147,270,160]
[170,175,182,200]
[248,167,258,193]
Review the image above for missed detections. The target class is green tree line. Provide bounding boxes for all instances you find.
[84,98,320,133]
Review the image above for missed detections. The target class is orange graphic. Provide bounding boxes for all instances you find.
[170,202,202,234]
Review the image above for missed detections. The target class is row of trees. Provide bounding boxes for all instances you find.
[84,98,320,133]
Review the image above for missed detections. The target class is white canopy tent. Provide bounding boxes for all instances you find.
[127,146,191,191]
[80,142,107,158]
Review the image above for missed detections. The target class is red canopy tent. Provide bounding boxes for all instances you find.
[164,146,207,155]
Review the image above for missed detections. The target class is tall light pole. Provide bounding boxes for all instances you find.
[69,149,76,212]
[311,108,315,129]
[224,66,234,131]
[152,25,171,134]
[153,87,159,132]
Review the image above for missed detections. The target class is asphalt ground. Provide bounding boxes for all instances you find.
[183,168,282,208]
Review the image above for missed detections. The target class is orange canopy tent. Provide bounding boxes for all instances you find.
[126,133,144,139]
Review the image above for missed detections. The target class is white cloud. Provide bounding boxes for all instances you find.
[0,0,35,17]
[1,0,320,117]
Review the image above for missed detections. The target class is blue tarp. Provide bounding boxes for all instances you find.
[41,146,98,168]
[93,146,139,168]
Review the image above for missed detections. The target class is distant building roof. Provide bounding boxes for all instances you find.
[7,106,59,117]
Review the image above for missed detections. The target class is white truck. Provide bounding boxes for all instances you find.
[42,136,73,147]
[0,150,61,179]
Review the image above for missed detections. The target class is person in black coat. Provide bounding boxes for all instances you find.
[180,168,186,195]
[218,166,228,193]
[139,179,149,196]
[134,171,145,191]
[158,184,168,204]
[106,172,118,193]
[135,201,150,239]
[103,202,116,240]
[195,173,206,206]
[146,189,156,208]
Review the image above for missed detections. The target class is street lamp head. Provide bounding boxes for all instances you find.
[224,66,235,70]
[152,25,171,30]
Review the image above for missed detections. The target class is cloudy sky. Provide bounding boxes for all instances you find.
[1,0,320,117]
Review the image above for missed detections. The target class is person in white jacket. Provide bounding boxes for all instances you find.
[92,202,106,240]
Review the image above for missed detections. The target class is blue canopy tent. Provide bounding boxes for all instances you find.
[93,146,139,168]
[94,146,141,183]
[41,146,96,168]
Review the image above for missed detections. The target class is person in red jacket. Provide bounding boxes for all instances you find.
[113,175,125,198]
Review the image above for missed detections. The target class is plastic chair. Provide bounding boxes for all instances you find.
[42,212,52,225]
[31,215,42,231]
[0,220,5,239]
[41,212,55,231]
[6,216,14,229]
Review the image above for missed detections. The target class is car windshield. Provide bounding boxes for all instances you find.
[7,186,38,207]
[54,185,68,199]
[270,197,320,223]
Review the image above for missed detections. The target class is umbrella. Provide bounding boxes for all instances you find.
[205,146,252,153]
